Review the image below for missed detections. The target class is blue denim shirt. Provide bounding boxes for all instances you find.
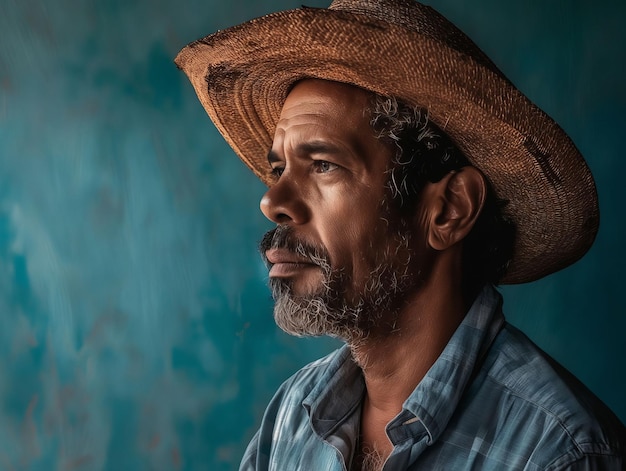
[240,286,626,470]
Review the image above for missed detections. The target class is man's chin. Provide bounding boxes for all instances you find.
[271,289,366,344]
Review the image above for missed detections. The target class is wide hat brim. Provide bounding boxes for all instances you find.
[175,2,599,284]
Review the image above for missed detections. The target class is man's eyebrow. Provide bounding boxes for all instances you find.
[267,150,281,165]
[266,141,342,165]
[298,141,341,156]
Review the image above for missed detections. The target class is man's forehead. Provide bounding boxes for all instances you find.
[282,79,372,113]
[274,79,376,146]
[275,80,378,139]
[269,80,394,169]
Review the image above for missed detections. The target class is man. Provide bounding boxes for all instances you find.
[175,0,626,469]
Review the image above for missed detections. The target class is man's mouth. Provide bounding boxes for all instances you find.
[265,248,320,278]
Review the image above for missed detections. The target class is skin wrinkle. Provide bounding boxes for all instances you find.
[370,93,515,298]
[259,84,468,357]
[258,80,489,463]
[259,224,417,348]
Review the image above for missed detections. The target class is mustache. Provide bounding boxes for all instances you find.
[259,225,331,268]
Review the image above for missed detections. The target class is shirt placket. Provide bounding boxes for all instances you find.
[383,415,431,469]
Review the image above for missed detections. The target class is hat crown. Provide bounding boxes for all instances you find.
[329,0,431,28]
[328,0,501,75]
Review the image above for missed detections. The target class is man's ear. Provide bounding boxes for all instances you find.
[422,167,487,251]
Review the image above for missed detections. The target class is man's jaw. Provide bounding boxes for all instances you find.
[258,224,414,344]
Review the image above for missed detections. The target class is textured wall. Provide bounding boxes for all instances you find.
[0,0,624,469]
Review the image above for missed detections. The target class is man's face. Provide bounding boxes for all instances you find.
[259,79,427,343]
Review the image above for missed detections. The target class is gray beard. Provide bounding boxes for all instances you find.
[262,225,419,346]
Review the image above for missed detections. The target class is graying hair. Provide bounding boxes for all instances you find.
[368,95,467,209]
[367,93,516,287]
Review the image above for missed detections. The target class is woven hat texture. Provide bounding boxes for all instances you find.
[175,0,599,284]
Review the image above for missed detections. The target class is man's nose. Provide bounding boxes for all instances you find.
[260,174,309,225]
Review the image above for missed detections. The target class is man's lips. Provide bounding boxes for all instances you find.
[265,248,319,277]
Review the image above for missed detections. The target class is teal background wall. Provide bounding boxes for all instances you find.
[1,0,624,469]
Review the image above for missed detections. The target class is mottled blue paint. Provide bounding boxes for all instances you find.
[0,0,625,470]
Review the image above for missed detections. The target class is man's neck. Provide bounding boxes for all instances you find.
[350,274,470,461]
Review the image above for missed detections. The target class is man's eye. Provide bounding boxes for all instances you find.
[314,161,338,173]
[270,166,285,178]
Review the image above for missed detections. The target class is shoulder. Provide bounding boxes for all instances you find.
[257,344,352,429]
[480,323,626,468]
[240,346,353,470]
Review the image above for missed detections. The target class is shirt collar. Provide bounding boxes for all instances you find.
[303,345,364,438]
[394,284,505,443]
[302,284,505,444]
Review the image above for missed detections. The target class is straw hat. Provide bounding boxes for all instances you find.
[175,0,599,284]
